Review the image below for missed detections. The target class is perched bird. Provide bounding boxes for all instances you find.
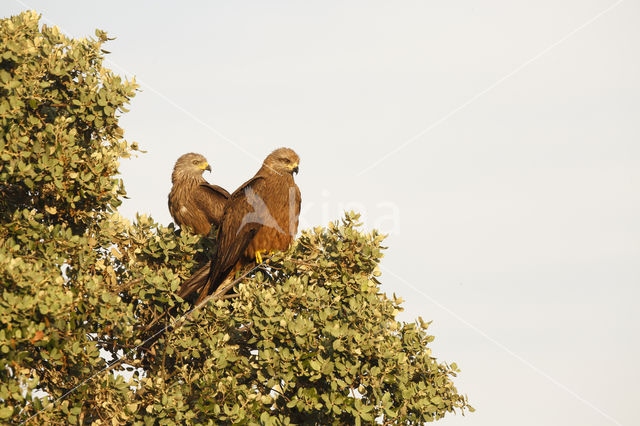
[168,153,230,236]
[179,147,301,303]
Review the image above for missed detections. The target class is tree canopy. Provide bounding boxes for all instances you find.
[0,11,472,424]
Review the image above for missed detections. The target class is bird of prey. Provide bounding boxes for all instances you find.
[178,147,301,303]
[168,153,230,236]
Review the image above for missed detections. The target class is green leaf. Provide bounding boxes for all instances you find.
[0,406,14,419]
[0,13,471,422]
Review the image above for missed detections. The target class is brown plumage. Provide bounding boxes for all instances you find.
[178,147,301,303]
[168,153,230,235]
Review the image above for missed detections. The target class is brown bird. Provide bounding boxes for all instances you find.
[178,147,301,303]
[168,153,230,236]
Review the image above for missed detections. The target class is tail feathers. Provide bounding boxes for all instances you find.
[180,254,235,303]
[178,261,212,300]
[193,262,225,304]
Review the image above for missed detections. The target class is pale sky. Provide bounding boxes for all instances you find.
[3,1,639,425]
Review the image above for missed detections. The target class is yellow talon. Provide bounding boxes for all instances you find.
[255,250,276,264]
[255,250,265,264]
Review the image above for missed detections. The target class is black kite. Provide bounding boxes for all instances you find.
[168,153,230,236]
[178,147,301,303]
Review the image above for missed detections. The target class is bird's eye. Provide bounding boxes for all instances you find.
[282,158,291,164]
[192,160,199,165]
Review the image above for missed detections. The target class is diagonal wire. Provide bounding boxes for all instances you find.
[381,265,624,426]
[19,261,266,425]
[10,1,626,424]
[13,0,281,175]
[105,61,269,168]
[357,0,625,176]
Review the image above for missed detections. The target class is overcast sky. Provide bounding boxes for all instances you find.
[3,1,639,425]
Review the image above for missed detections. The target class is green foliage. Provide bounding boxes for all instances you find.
[0,11,471,424]
[0,10,137,232]
[154,217,472,424]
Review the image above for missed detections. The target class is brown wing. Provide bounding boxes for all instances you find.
[177,260,211,299]
[201,183,230,199]
[291,184,301,234]
[194,183,230,227]
[168,181,230,235]
[209,177,269,279]
[229,176,263,198]
[179,176,266,299]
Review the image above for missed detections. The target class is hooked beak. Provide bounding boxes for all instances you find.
[292,166,299,175]
[202,162,212,172]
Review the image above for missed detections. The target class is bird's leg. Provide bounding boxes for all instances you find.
[255,250,268,264]
[254,249,278,265]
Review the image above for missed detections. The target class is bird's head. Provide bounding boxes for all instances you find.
[263,147,300,175]
[172,153,211,183]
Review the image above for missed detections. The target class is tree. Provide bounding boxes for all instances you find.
[0,11,472,424]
